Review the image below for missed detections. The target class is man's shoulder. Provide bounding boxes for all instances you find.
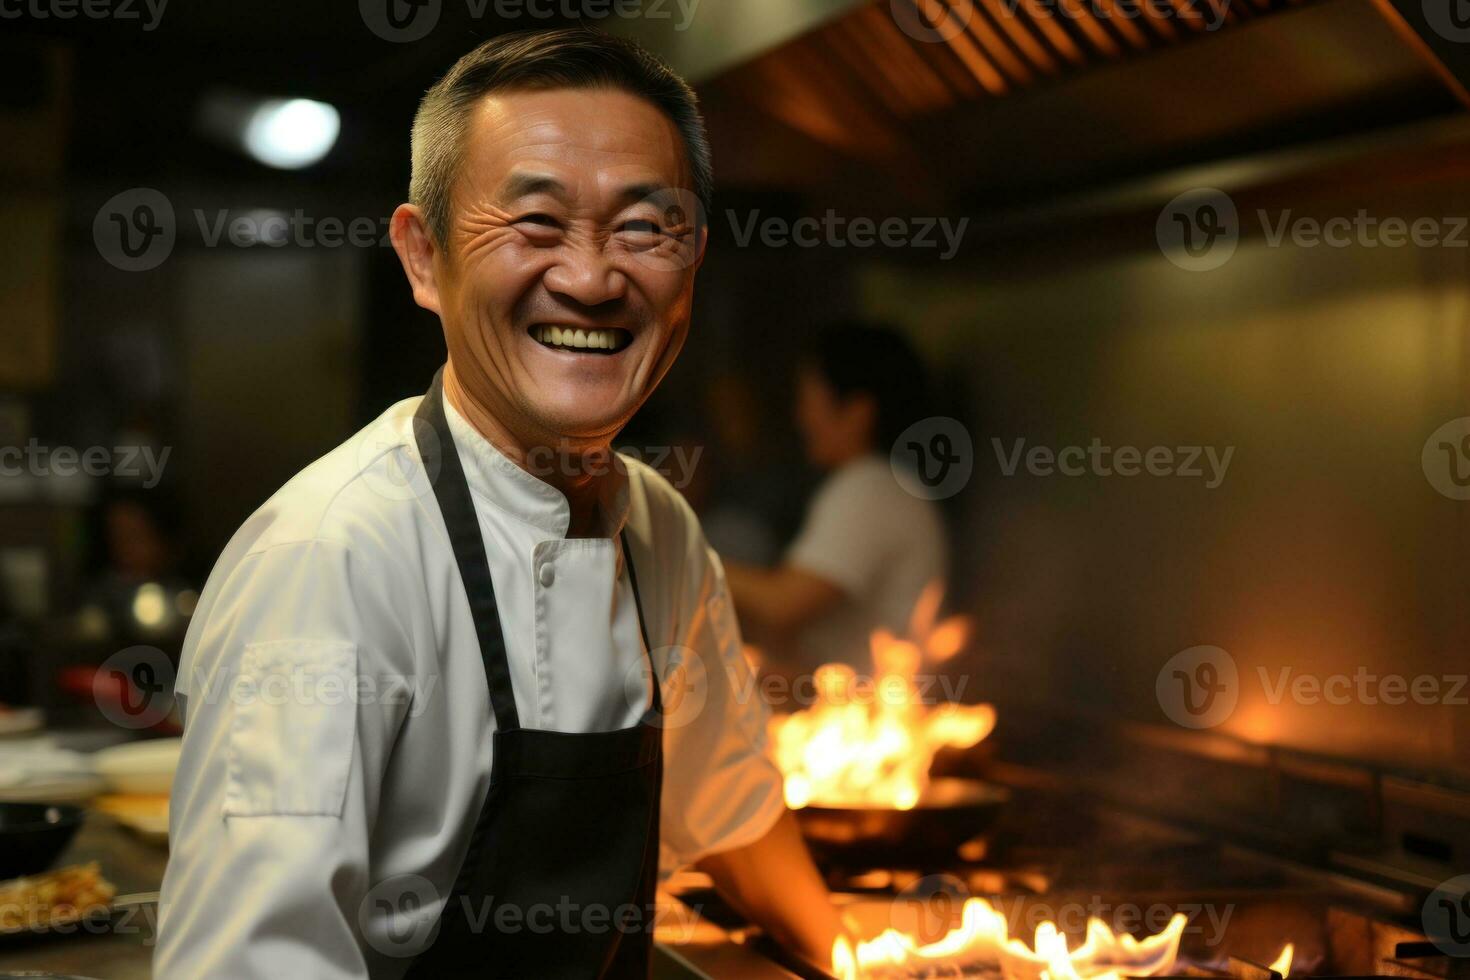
[232,396,429,558]
[814,455,944,535]
[619,452,710,577]
[620,451,696,526]
[821,454,907,504]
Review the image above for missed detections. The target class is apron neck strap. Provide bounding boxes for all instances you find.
[620,528,660,717]
[415,367,661,730]
[415,367,522,732]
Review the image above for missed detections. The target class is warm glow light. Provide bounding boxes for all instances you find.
[833,900,1298,979]
[769,590,992,809]
[836,899,1186,979]
[926,618,969,662]
[832,935,857,980]
[243,98,340,169]
[1269,942,1294,976]
[131,583,168,629]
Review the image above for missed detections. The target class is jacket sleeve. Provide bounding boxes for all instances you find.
[654,492,787,872]
[155,537,414,979]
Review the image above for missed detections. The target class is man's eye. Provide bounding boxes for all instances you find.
[620,219,662,235]
[515,214,559,229]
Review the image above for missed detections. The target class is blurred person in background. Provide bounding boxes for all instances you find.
[724,322,948,673]
[639,376,786,566]
[647,423,781,563]
[697,373,798,565]
[78,483,196,644]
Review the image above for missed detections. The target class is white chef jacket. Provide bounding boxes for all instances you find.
[154,388,785,979]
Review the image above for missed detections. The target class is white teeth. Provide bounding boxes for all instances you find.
[533,325,625,351]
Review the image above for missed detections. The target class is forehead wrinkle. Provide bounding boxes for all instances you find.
[455,90,694,223]
[476,90,685,160]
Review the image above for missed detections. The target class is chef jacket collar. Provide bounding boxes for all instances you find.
[441,390,632,541]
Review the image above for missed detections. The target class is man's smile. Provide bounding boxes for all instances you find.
[528,323,634,354]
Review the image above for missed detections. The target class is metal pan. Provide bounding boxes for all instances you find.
[791,777,1011,866]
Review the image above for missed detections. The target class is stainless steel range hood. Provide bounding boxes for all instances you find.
[607,0,873,83]
[652,0,1470,212]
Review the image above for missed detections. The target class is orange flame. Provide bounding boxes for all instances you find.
[833,898,1184,979]
[1269,942,1294,976]
[831,898,1297,980]
[770,607,993,810]
[832,935,857,980]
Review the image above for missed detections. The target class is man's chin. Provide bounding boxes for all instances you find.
[523,399,635,446]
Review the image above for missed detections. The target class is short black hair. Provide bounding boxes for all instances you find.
[805,321,932,453]
[410,27,711,247]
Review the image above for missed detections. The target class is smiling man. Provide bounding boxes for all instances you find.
[156,29,841,979]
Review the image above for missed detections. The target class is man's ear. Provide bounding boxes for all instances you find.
[390,203,444,315]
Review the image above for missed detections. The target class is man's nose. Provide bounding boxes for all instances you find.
[543,241,627,307]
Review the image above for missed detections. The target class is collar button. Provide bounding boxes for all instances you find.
[538,564,555,588]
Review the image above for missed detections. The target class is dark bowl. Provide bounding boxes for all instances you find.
[0,804,85,881]
[792,777,1011,867]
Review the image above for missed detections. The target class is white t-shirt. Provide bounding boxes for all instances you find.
[156,390,784,979]
[784,454,948,670]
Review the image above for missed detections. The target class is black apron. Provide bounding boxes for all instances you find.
[403,369,664,979]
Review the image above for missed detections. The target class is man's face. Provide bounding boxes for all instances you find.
[430,87,703,443]
[795,367,873,469]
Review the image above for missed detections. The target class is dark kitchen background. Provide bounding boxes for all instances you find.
[2,0,1469,977]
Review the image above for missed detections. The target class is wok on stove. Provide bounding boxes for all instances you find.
[792,777,1010,866]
